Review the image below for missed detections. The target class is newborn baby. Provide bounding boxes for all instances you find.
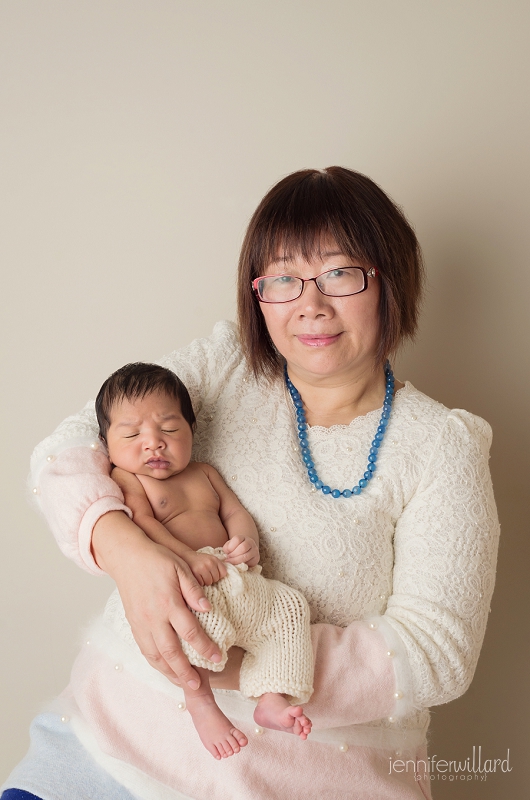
[95,362,314,760]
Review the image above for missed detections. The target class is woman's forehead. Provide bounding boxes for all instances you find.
[270,246,343,264]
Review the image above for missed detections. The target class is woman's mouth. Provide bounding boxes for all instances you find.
[296,333,342,347]
[146,459,170,469]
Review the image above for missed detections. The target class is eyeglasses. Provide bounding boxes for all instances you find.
[252,266,379,304]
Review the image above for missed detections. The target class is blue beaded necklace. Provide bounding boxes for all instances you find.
[285,362,395,498]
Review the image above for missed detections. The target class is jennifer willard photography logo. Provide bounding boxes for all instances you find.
[389,746,512,782]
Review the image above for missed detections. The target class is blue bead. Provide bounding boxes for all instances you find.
[285,364,393,500]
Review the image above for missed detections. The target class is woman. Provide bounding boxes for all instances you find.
[3,167,499,800]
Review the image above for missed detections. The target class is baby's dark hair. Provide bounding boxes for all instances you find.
[95,362,196,441]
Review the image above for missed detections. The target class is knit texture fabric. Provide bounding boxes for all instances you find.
[105,546,314,704]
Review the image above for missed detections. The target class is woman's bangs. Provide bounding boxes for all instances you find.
[255,207,364,275]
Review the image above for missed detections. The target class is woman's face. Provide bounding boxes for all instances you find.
[258,244,381,385]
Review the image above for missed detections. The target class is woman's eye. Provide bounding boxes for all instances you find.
[274,275,295,284]
[329,269,345,278]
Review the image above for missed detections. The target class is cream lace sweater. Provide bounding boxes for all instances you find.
[29,321,500,798]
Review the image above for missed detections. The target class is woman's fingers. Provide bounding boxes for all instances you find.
[166,561,223,667]
[116,543,222,685]
[136,606,222,688]
[134,626,188,685]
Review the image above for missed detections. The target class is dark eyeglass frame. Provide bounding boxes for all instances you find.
[251,266,379,303]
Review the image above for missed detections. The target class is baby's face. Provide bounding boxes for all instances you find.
[106,391,193,480]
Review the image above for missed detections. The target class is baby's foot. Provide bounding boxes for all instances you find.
[187,694,248,760]
[254,693,312,740]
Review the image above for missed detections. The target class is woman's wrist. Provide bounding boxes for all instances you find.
[91,510,151,577]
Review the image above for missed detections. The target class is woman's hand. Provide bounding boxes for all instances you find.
[92,511,222,688]
[209,646,244,691]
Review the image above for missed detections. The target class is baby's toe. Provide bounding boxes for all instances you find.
[233,729,248,747]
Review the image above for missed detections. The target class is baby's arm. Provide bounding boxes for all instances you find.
[202,465,260,567]
[111,468,227,586]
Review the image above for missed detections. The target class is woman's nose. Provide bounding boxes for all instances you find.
[296,278,333,316]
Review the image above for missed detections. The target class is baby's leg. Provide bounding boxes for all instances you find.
[183,667,248,760]
[254,693,312,740]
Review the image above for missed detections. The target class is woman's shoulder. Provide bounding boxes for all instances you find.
[158,320,242,382]
[160,320,241,366]
[396,382,493,449]
[157,321,245,413]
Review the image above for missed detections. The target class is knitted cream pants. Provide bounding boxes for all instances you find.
[180,548,314,704]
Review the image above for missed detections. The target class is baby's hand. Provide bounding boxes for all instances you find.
[187,552,228,586]
[223,536,260,567]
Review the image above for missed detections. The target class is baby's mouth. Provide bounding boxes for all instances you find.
[146,458,170,469]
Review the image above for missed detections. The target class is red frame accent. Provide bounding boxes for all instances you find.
[251,266,379,303]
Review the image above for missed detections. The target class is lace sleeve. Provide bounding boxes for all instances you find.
[384,409,500,707]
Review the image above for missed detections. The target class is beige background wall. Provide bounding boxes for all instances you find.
[1,2,529,797]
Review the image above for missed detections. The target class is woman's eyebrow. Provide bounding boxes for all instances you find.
[270,250,345,264]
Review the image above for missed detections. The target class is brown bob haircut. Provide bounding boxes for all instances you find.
[95,362,196,442]
[237,167,424,380]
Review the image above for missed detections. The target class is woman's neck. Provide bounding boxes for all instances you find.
[286,363,403,428]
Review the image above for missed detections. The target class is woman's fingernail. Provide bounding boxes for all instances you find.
[187,680,200,690]
[199,598,210,610]
[211,653,222,663]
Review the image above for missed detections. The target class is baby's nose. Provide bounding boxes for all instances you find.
[144,435,164,450]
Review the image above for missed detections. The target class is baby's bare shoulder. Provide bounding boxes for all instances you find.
[186,460,215,477]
